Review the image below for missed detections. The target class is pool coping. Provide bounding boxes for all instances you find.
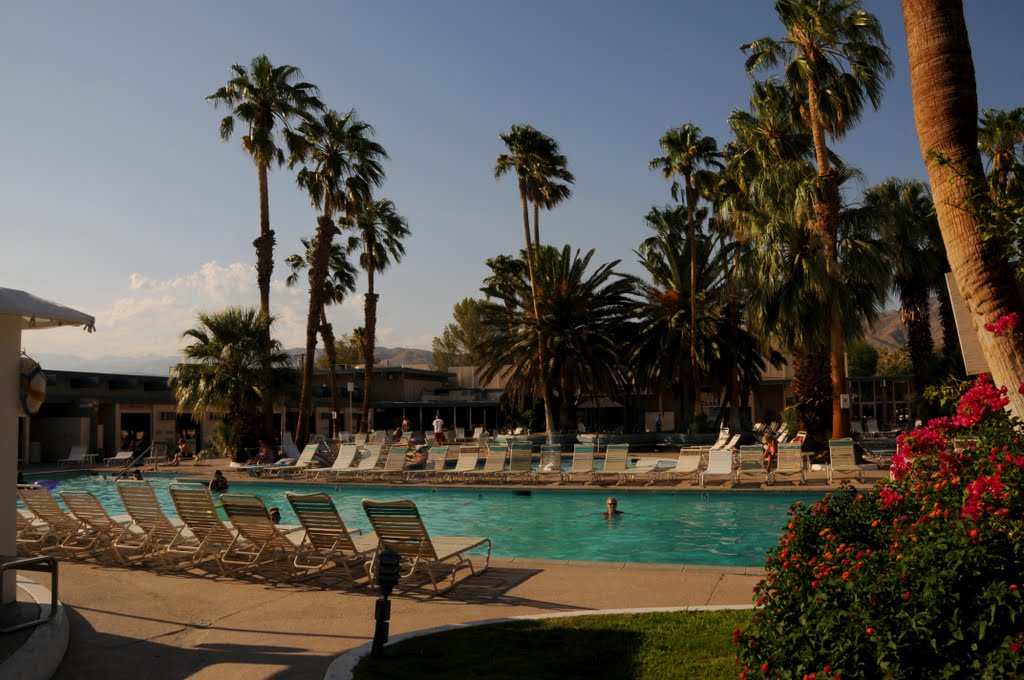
[324,604,754,680]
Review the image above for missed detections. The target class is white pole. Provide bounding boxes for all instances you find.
[0,316,22,603]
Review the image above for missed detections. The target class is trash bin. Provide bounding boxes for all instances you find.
[29,442,41,464]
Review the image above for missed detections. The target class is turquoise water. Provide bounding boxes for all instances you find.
[24,471,822,566]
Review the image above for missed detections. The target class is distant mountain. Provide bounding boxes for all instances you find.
[864,301,942,351]
[34,346,436,377]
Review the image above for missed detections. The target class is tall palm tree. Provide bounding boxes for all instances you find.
[649,124,723,428]
[289,109,386,445]
[495,124,575,437]
[207,55,323,442]
[206,54,323,319]
[344,199,410,433]
[744,0,893,438]
[169,307,297,461]
[901,0,1024,415]
[285,237,359,440]
[864,178,944,392]
[477,245,633,430]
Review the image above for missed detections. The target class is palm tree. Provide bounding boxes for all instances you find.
[901,0,1024,415]
[285,237,359,440]
[649,124,723,428]
[630,205,726,424]
[744,0,893,438]
[169,307,297,461]
[477,245,633,430]
[864,178,944,392]
[344,199,410,433]
[289,109,386,446]
[206,55,323,319]
[207,55,323,442]
[495,124,575,437]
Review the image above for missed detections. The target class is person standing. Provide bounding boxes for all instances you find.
[432,413,447,445]
[655,413,663,432]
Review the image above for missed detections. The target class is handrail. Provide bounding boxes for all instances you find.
[112,443,154,481]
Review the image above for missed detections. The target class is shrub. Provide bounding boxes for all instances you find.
[737,369,1024,679]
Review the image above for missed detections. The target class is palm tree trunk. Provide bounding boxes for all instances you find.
[806,75,849,439]
[901,291,934,393]
[903,0,1024,414]
[320,314,339,438]
[255,161,277,443]
[360,237,378,434]
[790,345,832,444]
[296,214,334,448]
[533,201,541,250]
[685,175,702,428]
[520,188,555,437]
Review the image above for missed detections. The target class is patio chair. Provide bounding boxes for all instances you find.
[464,447,507,482]
[371,446,413,482]
[502,443,535,483]
[115,480,192,566]
[59,490,132,562]
[168,483,236,571]
[865,419,880,435]
[308,444,359,480]
[680,428,730,457]
[637,454,701,485]
[17,484,88,551]
[561,445,596,484]
[444,445,482,481]
[332,443,386,482]
[352,433,367,448]
[264,443,321,478]
[16,510,50,554]
[286,492,378,581]
[771,444,806,485]
[828,439,864,483]
[219,494,303,573]
[104,449,136,467]
[733,446,768,486]
[57,444,88,468]
[361,498,492,593]
[699,449,735,487]
[590,444,630,485]
[470,426,484,441]
[405,446,449,481]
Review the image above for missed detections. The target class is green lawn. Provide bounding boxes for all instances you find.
[352,609,753,680]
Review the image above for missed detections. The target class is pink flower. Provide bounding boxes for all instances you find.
[984,312,1020,337]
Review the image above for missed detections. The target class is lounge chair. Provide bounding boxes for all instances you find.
[168,483,236,571]
[405,446,449,481]
[264,443,322,478]
[444,445,482,481]
[733,446,768,486]
[361,498,491,593]
[333,443,385,482]
[352,433,368,448]
[681,428,730,456]
[470,426,484,441]
[104,449,136,467]
[464,447,507,482]
[57,444,88,468]
[371,446,413,482]
[286,492,378,581]
[219,494,302,573]
[590,444,629,485]
[641,454,701,485]
[771,444,806,485]
[16,511,50,554]
[561,445,596,483]
[17,484,89,552]
[828,439,864,483]
[308,444,359,480]
[59,490,131,561]
[502,443,535,483]
[699,449,735,486]
[115,480,192,566]
[865,419,880,435]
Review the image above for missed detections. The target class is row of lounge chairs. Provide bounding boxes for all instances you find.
[16,482,491,593]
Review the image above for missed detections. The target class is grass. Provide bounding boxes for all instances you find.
[352,609,753,680]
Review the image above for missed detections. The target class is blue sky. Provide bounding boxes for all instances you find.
[3,1,1022,368]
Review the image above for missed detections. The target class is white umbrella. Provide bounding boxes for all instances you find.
[0,287,96,331]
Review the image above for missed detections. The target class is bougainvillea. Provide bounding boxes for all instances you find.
[736,371,1024,679]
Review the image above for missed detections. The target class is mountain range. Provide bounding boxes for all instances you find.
[32,306,929,376]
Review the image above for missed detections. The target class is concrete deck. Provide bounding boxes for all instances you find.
[45,557,762,679]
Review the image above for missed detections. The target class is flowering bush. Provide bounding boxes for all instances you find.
[736,372,1024,679]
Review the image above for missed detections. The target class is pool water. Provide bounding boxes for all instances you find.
[24,472,823,567]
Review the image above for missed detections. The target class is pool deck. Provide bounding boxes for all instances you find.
[46,557,762,679]
[17,459,891,679]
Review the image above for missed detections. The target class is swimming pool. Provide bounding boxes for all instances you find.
[24,472,822,567]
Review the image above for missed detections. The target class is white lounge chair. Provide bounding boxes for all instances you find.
[590,444,629,485]
[733,445,768,486]
[699,449,735,486]
[308,444,359,479]
[771,444,806,485]
[58,445,88,467]
[828,439,864,483]
[561,445,596,484]
[104,449,136,467]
